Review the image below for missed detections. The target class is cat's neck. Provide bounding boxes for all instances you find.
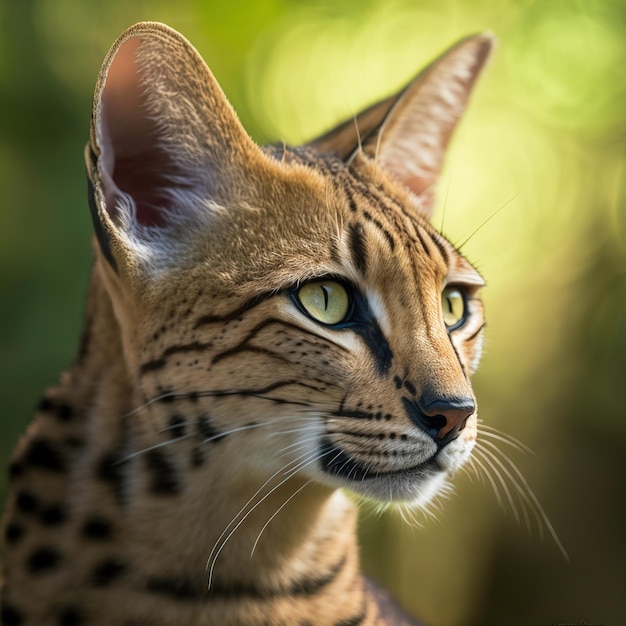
[29,263,370,623]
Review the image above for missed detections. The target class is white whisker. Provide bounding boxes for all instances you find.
[207,452,319,588]
[478,424,536,456]
[124,387,326,419]
[474,446,521,524]
[396,502,425,528]
[478,444,534,534]
[269,426,320,438]
[457,194,518,251]
[250,480,312,557]
[346,111,363,167]
[439,174,452,235]
[274,433,322,456]
[117,434,191,463]
[201,418,300,445]
[207,446,335,588]
[206,447,314,582]
[471,448,506,510]
[119,415,316,464]
[462,456,483,484]
[478,441,569,561]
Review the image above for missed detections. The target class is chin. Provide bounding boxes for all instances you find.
[346,460,449,504]
[314,436,475,505]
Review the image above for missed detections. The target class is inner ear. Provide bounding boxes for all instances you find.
[100,37,188,227]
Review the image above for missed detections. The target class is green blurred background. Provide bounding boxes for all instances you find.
[1,0,625,624]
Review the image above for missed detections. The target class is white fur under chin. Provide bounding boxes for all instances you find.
[408,470,449,507]
[346,435,476,509]
[348,471,454,529]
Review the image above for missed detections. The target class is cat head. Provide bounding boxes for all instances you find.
[87,22,492,503]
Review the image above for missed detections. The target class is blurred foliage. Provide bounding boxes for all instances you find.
[1,0,625,624]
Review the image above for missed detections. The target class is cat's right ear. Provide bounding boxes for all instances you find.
[309,35,493,217]
[86,22,265,277]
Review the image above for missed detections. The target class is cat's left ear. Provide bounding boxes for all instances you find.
[85,22,269,279]
[310,35,494,217]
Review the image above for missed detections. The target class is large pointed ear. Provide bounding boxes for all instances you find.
[86,22,264,275]
[309,35,494,217]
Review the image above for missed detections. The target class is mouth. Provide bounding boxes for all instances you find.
[318,437,441,482]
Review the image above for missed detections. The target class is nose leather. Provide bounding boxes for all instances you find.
[420,397,475,439]
[403,396,475,446]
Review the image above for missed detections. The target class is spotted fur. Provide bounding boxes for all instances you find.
[1,22,493,625]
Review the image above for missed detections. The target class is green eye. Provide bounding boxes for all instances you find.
[296,280,350,325]
[442,286,465,329]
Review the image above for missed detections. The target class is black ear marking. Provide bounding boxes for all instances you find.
[86,151,118,273]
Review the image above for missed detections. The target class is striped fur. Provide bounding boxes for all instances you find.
[1,23,492,625]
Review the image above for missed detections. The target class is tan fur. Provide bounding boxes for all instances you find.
[1,22,492,625]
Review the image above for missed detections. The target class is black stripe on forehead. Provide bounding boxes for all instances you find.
[348,222,368,273]
[363,211,396,251]
[425,227,451,266]
[413,226,433,258]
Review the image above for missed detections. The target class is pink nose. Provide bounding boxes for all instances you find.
[419,398,475,441]
[404,396,475,446]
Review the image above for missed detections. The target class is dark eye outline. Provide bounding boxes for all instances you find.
[291,277,355,328]
[441,285,468,331]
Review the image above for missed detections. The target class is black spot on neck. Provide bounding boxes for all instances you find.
[15,490,39,514]
[27,546,62,573]
[1,604,25,625]
[37,397,74,421]
[90,557,127,587]
[8,462,23,481]
[82,516,113,540]
[39,504,68,526]
[23,438,67,473]
[5,523,25,544]
[96,452,127,506]
[168,415,187,439]
[145,450,181,495]
[197,415,226,442]
[58,606,84,626]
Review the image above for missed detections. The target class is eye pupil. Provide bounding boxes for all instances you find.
[441,287,465,329]
[296,280,350,325]
[321,285,330,310]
